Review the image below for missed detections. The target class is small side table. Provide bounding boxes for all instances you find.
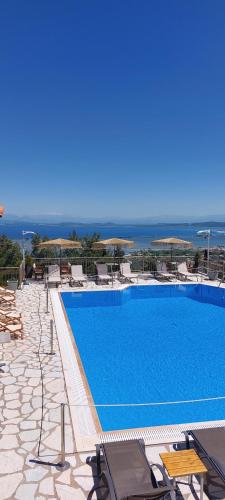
[160,449,207,500]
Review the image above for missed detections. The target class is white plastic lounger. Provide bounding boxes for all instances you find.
[156,261,175,280]
[177,262,201,281]
[46,265,61,287]
[96,263,111,284]
[70,265,87,286]
[120,263,139,282]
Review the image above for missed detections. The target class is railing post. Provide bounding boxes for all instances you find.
[49,319,55,355]
[56,403,70,470]
[46,279,49,314]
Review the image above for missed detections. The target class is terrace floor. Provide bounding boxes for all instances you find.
[1,277,224,499]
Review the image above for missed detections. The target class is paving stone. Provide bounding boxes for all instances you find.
[22,394,32,402]
[2,424,19,434]
[39,476,55,495]
[21,441,36,452]
[3,408,20,419]
[31,396,42,409]
[6,400,21,409]
[0,434,19,450]
[1,376,17,385]
[0,472,23,499]
[28,377,40,387]
[56,484,86,499]
[20,420,37,430]
[19,429,40,442]
[21,386,33,394]
[45,378,65,393]
[74,473,95,491]
[0,450,24,473]
[24,465,48,482]
[21,402,33,414]
[15,482,38,499]
[5,393,20,401]
[29,408,43,420]
[33,386,42,396]
[5,384,20,394]
[25,368,41,378]
[57,468,71,485]
[11,367,25,376]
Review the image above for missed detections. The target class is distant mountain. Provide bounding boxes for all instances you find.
[3,212,225,225]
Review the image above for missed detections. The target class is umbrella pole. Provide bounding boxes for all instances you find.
[171,245,173,262]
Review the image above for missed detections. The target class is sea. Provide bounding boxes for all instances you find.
[1,221,225,250]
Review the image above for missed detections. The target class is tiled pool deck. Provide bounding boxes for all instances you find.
[0,278,224,499]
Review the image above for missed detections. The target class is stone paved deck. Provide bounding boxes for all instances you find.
[0,280,217,499]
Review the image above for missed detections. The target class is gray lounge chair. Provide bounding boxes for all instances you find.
[96,439,175,500]
[120,263,139,283]
[96,263,111,284]
[185,427,225,495]
[46,265,61,287]
[70,265,87,286]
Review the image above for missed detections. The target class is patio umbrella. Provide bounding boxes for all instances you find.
[152,237,192,261]
[38,238,82,264]
[92,238,134,255]
[92,238,134,285]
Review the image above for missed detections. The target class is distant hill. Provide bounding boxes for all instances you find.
[2,213,225,226]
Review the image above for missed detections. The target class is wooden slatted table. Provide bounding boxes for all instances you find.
[160,449,207,500]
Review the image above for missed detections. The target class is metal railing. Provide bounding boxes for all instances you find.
[0,266,21,287]
[1,255,224,283]
[31,254,198,276]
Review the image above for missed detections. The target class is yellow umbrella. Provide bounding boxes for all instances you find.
[38,238,81,263]
[152,237,192,261]
[93,238,134,251]
[93,238,134,260]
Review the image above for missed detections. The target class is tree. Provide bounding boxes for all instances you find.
[69,230,79,241]
[31,233,55,259]
[0,235,22,267]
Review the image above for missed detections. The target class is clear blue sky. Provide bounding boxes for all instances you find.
[1,0,225,220]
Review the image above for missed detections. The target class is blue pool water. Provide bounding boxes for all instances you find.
[62,285,225,431]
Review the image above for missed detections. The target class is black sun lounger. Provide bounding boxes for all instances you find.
[185,427,225,495]
[96,439,175,500]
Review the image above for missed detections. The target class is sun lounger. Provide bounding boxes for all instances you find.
[33,265,44,280]
[207,270,219,281]
[0,307,16,315]
[0,331,11,370]
[0,294,15,306]
[70,265,87,286]
[96,263,111,284]
[156,262,175,281]
[177,262,201,281]
[0,300,16,310]
[96,439,175,500]
[120,263,139,283]
[185,427,225,492]
[0,287,15,295]
[0,313,21,325]
[1,322,23,339]
[46,265,61,287]
[60,263,71,276]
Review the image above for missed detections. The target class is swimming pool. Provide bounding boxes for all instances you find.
[62,284,225,431]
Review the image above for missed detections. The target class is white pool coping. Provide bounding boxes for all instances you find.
[51,282,225,452]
